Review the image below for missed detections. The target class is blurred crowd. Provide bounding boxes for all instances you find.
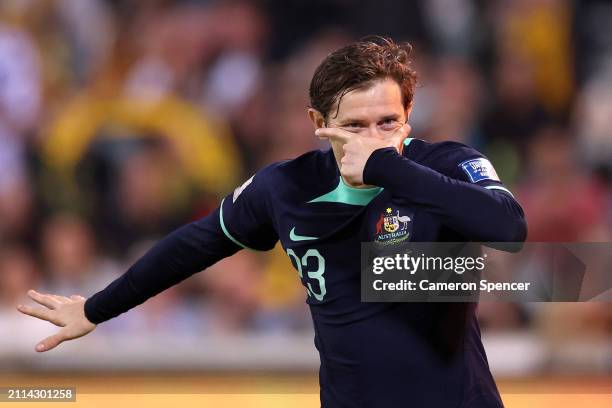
[0,0,611,343]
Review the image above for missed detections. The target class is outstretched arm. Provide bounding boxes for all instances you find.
[17,207,242,352]
[18,166,278,352]
[84,207,241,324]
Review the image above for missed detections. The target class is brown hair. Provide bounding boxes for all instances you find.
[309,36,418,120]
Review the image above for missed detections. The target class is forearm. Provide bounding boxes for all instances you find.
[363,148,527,242]
[84,207,240,324]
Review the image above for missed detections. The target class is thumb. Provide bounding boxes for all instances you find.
[36,331,66,352]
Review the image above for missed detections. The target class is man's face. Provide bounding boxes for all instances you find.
[309,77,410,165]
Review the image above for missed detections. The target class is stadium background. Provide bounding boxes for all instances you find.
[0,0,610,406]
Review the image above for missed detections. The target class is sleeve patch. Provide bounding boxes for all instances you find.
[459,158,500,183]
[232,175,254,203]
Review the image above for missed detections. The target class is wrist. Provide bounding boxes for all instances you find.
[363,147,399,186]
[83,297,100,325]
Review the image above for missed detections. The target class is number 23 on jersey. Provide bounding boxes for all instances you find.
[286,248,327,301]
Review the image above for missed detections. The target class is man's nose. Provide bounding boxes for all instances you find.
[365,124,385,140]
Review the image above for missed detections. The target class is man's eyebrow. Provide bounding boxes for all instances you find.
[380,114,402,122]
[338,118,366,126]
[337,114,403,126]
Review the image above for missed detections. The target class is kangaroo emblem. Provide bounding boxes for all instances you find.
[375,215,384,234]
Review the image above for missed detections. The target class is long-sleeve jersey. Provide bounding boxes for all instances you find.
[85,138,527,408]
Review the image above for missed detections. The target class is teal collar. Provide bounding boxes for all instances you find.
[306,139,413,206]
[308,176,383,206]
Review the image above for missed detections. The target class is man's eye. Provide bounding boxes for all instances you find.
[380,119,401,130]
[341,123,363,132]
[382,119,400,125]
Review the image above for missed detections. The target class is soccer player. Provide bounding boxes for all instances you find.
[18,37,526,407]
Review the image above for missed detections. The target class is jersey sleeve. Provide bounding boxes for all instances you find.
[218,166,279,251]
[363,144,527,243]
[448,147,515,198]
[84,207,242,324]
[84,167,279,325]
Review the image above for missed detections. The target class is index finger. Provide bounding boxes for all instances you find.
[393,123,412,153]
[27,290,59,309]
[315,127,352,144]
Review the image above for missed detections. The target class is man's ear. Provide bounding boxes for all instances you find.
[308,108,326,129]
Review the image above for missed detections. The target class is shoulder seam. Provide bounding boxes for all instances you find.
[219,198,263,251]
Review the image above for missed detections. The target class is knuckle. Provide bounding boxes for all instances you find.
[52,318,66,327]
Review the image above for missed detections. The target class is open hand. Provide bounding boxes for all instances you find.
[316,123,411,186]
[17,290,96,352]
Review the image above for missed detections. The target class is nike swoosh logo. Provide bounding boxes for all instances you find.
[289,227,318,242]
